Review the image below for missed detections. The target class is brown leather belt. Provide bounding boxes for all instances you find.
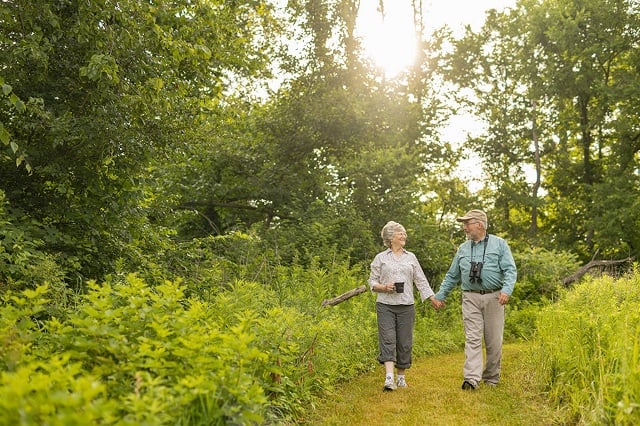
[464,289,500,295]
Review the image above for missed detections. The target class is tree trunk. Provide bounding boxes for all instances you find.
[530,100,541,237]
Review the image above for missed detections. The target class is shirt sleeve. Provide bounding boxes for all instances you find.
[409,253,435,302]
[368,253,382,292]
[498,239,517,295]
[435,250,463,301]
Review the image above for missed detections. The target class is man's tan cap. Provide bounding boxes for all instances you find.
[456,209,487,223]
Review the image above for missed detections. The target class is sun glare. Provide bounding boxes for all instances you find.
[356,3,417,77]
[356,1,517,78]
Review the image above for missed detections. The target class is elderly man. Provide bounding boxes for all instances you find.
[434,209,517,390]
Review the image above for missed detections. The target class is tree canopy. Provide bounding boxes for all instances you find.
[2,0,639,291]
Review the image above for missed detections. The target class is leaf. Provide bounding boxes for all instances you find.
[0,123,9,145]
[80,54,120,83]
[14,99,25,113]
[10,141,18,153]
[2,83,12,95]
[148,77,164,92]
[10,93,26,113]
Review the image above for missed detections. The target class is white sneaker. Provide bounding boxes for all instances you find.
[396,376,408,388]
[383,377,396,391]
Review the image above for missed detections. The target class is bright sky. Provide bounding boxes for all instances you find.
[357,0,516,77]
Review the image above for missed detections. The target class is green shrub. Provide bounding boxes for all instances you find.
[414,288,465,356]
[511,247,580,307]
[0,356,114,425]
[0,285,50,372]
[209,270,379,422]
[0,275,269,425]
[504,304,540,342]
[0,191,69,296]
[497,247,580,341]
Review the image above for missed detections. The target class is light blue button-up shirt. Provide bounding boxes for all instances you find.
[435,234,517,300]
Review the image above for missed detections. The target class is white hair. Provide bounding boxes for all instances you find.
[381,221,405,248]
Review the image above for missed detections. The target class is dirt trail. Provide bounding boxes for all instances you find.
[303,343,560,425]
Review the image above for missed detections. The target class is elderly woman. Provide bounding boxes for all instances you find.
[368,221,443,391]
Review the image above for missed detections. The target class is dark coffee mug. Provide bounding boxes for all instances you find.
[394,282,405,293]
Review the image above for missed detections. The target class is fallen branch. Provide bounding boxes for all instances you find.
[562,257,634,286]
[321,285,367,307]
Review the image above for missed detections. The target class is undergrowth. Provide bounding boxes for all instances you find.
[533,267,640,425]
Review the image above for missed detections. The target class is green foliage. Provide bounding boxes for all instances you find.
[1,275,269,425]
[258,200,380,267]
[0,190,71,308]
[0,285,49,371]
[0,75,30,173]
[2,0,640,422]
[414,288,465,355]
[503,304,540,342]
[206,266,378,422]
[533,268,640,424]
[511,247,580,305]
[0,250,469,425]
[502,247,580,341]
[445,0,640,261]
[0,0,278,283]
[0,356,114,425]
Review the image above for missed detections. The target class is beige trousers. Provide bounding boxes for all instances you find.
[461,291,505,385]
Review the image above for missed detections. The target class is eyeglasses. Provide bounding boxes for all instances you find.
[464,221,480,226]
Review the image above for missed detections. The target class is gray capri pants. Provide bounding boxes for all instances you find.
[376,302,416,369]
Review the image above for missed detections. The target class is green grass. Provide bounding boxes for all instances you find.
[300,343,563,425]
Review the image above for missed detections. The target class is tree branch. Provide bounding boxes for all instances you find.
[562,257,634,286]
[321,285,367,307]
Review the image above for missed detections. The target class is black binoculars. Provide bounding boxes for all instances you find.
[469,261,483,284]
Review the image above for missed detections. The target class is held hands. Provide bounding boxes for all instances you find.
[378,284,447,310]
[429,296,445,310]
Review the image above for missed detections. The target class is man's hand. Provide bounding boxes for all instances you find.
[498,292,510,305]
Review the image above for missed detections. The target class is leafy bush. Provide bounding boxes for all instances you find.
[497,247,580,341]
[0,275,268,425]
[0,265,383,424]
[504,304,539,341]
[414,288,465,356]
[533,268,640,424]
[511,247,580,306]
[0,191,69,295]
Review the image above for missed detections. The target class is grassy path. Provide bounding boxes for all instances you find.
[302,343,562,425]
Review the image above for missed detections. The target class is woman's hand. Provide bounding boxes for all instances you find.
[378,283,395,293]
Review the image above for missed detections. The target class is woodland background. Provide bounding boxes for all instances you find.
[1,0,639,424]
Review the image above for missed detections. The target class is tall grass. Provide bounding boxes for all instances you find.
[533,267,640,424]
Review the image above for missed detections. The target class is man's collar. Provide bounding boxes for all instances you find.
[471,234,488,244]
